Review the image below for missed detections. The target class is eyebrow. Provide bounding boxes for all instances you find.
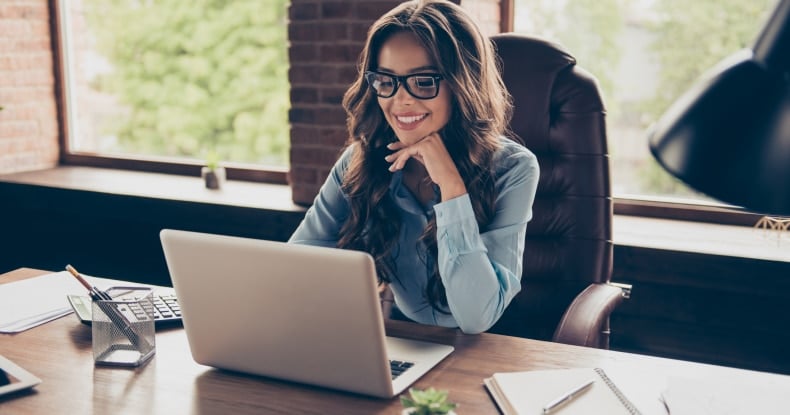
[376,65,439,74]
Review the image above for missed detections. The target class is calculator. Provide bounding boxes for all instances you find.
[66,291,183,328]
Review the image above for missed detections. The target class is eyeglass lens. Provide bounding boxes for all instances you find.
[365,72,441,99]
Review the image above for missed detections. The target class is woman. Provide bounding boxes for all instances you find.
[289,0,539,334]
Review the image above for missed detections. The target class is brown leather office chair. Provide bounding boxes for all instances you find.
[486,33,629,349]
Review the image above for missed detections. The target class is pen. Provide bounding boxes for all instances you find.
[65,265,151,351]
[542,379,595,414]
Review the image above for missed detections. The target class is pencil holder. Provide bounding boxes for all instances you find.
[92,286,156,367]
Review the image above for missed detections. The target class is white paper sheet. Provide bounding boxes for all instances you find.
[661,375,790,415]
[0,272,85,333]
[0,271,142,333]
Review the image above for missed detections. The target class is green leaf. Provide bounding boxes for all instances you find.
[400,396,416,408]
[400,387,457,414]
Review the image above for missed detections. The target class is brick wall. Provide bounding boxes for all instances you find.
[0,0,59,175]
[288,0,500,205]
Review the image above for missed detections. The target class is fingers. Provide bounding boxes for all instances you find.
[385,133,438,172]
[385,142,408,171]
[385,147,418,172]
[387,141,405,151]
[385,141,411,172]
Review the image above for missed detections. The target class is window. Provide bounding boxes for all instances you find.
[511,0,778,221]
[55,0,290,182]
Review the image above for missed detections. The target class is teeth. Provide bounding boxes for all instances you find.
[396,114,427,124]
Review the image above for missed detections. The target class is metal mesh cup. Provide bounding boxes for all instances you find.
[92,286,156,367]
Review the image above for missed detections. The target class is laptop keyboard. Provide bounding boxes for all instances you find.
[389,359,415,379]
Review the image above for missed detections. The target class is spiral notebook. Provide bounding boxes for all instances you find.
[484,367,642,415]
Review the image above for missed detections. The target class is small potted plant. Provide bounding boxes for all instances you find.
[201,150,226,189]
[400,387,458,415]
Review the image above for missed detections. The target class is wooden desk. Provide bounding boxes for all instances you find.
[1,268,789,414]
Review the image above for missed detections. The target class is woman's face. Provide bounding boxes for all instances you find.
[374,31,452,146]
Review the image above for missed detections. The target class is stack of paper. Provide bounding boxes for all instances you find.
[0,272,88,333]
[0,271,128,333]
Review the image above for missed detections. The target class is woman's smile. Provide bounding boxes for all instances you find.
[394,112,429,131]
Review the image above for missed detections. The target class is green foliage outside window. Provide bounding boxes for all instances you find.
[83,0,289,166]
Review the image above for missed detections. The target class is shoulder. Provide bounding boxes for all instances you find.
[329,144,357,177]
[337,143,357,168]
[491,137,539,180]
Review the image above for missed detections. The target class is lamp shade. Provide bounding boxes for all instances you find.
[648,0,790,215]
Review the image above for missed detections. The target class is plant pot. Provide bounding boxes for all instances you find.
[201,166,226,189]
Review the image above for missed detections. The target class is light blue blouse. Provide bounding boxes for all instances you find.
[288,137,539,334]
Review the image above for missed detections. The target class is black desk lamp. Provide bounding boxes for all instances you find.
[648,0,790,215]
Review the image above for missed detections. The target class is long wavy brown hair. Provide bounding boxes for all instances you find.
[338,0,513,312]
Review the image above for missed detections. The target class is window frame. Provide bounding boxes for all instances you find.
[50,0,289,185]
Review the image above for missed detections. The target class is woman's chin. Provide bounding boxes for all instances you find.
[393,131,425,146]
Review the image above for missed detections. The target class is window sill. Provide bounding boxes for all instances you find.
[614,215,790,263]
[0,166,305,214]
[1,166,788,263]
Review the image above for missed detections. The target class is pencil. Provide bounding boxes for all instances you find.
[65,264,112,301]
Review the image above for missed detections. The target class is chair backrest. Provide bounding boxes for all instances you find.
[488,33,613,341]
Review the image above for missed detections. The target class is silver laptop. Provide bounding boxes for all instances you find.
[159,229,454,398]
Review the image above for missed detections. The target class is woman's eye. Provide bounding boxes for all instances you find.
[414,77,436,88]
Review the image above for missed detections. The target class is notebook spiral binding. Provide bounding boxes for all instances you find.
[594,367,643,415]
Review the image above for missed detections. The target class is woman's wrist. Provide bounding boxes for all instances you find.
[439,179,467,201]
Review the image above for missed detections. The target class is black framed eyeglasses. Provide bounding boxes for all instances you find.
[364,71,444,100]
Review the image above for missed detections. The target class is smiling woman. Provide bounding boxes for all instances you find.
[288,0,540,335]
